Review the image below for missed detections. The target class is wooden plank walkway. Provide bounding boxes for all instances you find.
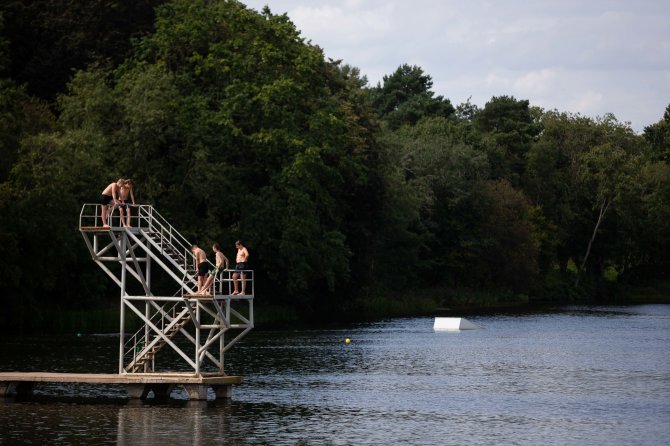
[0,372,241,384]
[0,372,242,400]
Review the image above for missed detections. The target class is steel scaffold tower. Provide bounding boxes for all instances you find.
[79,204,254,376]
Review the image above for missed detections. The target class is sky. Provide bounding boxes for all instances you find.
[240,0,670,133]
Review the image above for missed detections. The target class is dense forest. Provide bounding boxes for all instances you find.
[1,0,668,332]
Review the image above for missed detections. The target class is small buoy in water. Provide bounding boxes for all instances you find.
[345,338,351,344]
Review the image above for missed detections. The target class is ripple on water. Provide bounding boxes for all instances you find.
[1,304,669,445]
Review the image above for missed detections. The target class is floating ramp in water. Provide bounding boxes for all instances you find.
[434,317,480,331]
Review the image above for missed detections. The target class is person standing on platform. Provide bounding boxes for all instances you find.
[198,243,230,295]
[118,179,136,227]
[232,240,249,295]
[191,244,208,294]
[99,179,124,228]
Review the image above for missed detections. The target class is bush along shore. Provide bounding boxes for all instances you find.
[7,279,668,334]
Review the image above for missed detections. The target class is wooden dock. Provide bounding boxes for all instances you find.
[0,372,242,401]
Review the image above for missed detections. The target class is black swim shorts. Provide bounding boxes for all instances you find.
[197,262,209,277]
[235,262,247,271]
[99,194,113,205]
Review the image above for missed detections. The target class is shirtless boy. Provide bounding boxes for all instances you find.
[99,179,124,227]
[118,179,136,227]
[232,240,249,295]
[197,243,230,295]
[191,244,208,294]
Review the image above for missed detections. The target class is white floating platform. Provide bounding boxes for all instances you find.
[434,317,480,331]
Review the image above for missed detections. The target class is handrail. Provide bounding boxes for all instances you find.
[136,206,193,263]
[214,269,254,297]
[81,203,204,279]
[136,205,217,283]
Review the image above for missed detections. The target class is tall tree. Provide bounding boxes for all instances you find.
[33,0,381,314]
[524,111,602,273]
[526,110,644,287]
[574,140,639,286]
[475,179,540,292]
[375,116,489,288]
[475,96,540,185]
[643,103,670,162]
[0,0,166,100]
[369,64,454,130]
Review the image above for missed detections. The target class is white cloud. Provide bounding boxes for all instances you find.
[290,4,395,46]
[241,0,670,131]
[571,91,605,115]
[514,69,557,93]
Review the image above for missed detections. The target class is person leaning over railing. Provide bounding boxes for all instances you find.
[118,179,136,227]
[232,240,249,295]
[99,179,124,228]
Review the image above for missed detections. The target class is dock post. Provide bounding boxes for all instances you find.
[184,384,209,400]
[1,381,34,397]
[125,384,150,399]
[124,383,175,400]
[211,384,232,400]
[149,383,174,399]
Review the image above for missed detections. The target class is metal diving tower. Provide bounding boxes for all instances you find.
[78,204,254,381]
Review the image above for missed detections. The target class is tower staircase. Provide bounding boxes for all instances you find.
[79,204,254,376]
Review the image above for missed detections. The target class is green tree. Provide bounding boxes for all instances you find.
[612,160,670,282]
[643,103,670,162]
[454,97,480,123]
[475,179,540,292]
[526,111,645,288]
[475,96,540,185]
[369,64,454,130]
[374,117,489,288]
[574,140,639,286]
[38,0,381,314]
[524,111,602,273]
[0,0,166,100]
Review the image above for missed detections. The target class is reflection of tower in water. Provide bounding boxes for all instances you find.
[116,401,216,446]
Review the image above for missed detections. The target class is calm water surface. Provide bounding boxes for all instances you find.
[1,305,669,445]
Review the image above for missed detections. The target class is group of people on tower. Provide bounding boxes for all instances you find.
[192,241,250,296]
[99,179,250,296]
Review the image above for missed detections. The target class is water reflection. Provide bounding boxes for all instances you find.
[117,402,208,446]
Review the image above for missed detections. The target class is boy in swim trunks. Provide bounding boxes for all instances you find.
[232,240,249,295]
[197,243,230,295]
[99,179,124,227]
[191,244,208,294]
[118,179,136,227]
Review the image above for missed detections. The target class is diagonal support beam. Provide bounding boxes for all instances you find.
[124,300,196,370]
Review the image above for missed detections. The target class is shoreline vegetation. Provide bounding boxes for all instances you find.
[11,280,669,334]
[1,1,669,334]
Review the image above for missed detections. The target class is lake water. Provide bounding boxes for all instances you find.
[1,305,669,445]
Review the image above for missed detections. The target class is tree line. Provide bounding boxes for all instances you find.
[1,0,668,331]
